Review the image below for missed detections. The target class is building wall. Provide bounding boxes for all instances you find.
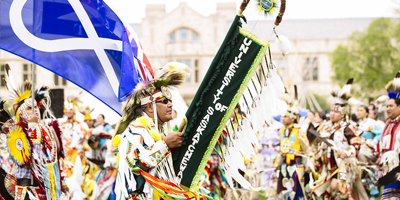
[139,2,236,104]
[0,51,82,100]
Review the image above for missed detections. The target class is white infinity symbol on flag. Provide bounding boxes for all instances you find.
[9,0,122,97]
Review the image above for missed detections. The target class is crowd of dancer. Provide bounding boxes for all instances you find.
[0,62,399,200]
[200,73,400,200]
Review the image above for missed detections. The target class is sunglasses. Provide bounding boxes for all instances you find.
[155,98,172,104]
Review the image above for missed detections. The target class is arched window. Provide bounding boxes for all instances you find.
[169,28,199,42]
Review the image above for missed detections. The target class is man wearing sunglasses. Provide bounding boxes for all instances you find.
[113,63,194,200]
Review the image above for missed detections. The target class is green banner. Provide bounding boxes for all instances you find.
[172,15,269,190]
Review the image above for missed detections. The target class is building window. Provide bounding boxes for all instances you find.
[312,58,318,81]
[177,59,191,83]
[303,57,318,81]
[54,74,59,86]
[181,28,188,40]
[193,32,199,42]
[54,74,67,86]
[312,67,318,81]
[170,32,175,43]
[23,64,36,82]
[194,59,199,83]
[0,64,5,88]
[170,28,198,42]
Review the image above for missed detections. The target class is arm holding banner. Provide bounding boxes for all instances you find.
[124,126,170,172]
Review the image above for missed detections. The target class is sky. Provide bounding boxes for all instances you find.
[82,0,399,124]
[105,0,399,24]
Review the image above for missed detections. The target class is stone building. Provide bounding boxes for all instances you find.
[0,2,375,111]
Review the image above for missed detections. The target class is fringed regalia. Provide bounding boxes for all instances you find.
[113,62,204,200]
[86,128,117,200]
[378,72,400,200]
[260,122,280,199]
[310,79,368,199]
[276,124,311,200]
[354,117,381,197]
[274,95,312,200]
[0,77,66,200]
[379,116,400,199]
[60,98,90,199]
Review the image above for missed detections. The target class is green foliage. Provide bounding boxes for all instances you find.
[313,93,330,111]
[330,18,400,99]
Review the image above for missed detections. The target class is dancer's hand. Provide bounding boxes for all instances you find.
[339,152,347,159]
[62,185,69,194]
[163,132,183,148]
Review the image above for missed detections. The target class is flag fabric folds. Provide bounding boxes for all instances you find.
[0,0,149,115]
[172,15,269,190]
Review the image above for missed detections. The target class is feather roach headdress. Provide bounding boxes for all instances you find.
[330,78,354,115]
[331,78,353,106]
[9,81,51,122]
[79,105,94,121]
[64,95,81,114]
[386,71,400,99]
[115,62,189,135]
[281,86,299,120]
[2,64,52,123]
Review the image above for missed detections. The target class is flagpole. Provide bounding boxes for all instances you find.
[31,63,35,115]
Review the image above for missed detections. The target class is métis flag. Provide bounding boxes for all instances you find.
[0,0,151,115]
[172,15,268,190]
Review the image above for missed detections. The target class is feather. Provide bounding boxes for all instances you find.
[331,79,353,105]
[35,86,50,105]
[386,71,400,98]
[376,95,389,104]
[116,65,189,135]
[10,81,32,106]
[242,118,259,145]
[339,78,354,97]
[275,35,291,55]
[224,164,251,189]
[270,65,285,94]
[5,64,17,91]
[348,98,363,107]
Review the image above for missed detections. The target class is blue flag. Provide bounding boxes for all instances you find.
[0,0,142,115]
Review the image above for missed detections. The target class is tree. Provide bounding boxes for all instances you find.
[330,18,400,99]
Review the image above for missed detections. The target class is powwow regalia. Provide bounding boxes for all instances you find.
[0,65,66,200]
[357,110,382,149]
[310,79,368,199]
[377,72,400,200]
[60,96,90,199]
[79,105,95,128]
[86,127,117,200]
[112,62,205,200]
[275,94,312,200]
